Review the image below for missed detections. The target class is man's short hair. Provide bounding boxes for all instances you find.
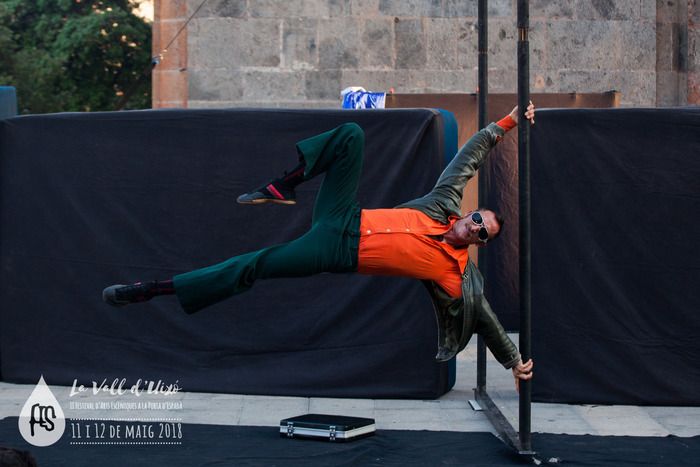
[478,207,505,242]
[493,212,505,240]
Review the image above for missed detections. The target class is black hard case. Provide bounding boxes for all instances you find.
[279,414,376,442]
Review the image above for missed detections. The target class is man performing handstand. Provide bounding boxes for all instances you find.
[103,104,535,389]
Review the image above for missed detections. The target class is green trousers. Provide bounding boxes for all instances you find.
[173,123,365,314]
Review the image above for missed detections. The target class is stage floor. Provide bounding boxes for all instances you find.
[2,334,698,438]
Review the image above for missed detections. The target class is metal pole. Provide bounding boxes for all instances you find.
[476,0,488,392]
[478,0,488,131]
[517,0,532,453]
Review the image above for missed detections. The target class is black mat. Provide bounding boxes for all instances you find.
[1,417,699,466]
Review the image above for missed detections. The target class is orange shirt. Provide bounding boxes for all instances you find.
[355,115,516,298]
[357,208,468,298]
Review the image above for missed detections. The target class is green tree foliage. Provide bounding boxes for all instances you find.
[0,0,152,113]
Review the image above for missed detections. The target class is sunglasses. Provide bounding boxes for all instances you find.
[470,212,490,243]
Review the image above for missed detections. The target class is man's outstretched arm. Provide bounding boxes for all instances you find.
[474,292,535,391]
[397,104,535,218]
[431,104,534,203]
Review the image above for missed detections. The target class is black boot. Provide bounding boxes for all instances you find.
[237,163,305,205]
[102,280,174,307]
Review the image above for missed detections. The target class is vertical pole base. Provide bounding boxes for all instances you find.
[473,387,536,456]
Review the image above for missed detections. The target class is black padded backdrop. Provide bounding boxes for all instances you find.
[530,108,700,405]
[477,93,619,331]
[0,108,455,398]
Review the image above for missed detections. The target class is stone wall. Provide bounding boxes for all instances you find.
[688,0,700,102]
[152,0,696,108]
[657,0,689,105]
[152,1,188,108]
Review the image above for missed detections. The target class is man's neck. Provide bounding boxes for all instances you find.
[442,228,466,247]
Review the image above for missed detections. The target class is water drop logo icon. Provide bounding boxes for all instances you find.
[18,376,66,446]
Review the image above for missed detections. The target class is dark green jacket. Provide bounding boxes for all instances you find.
[397,122,521,369]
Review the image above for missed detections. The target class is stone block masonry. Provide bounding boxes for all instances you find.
[152,0,695,109]
[152,0,188,108]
